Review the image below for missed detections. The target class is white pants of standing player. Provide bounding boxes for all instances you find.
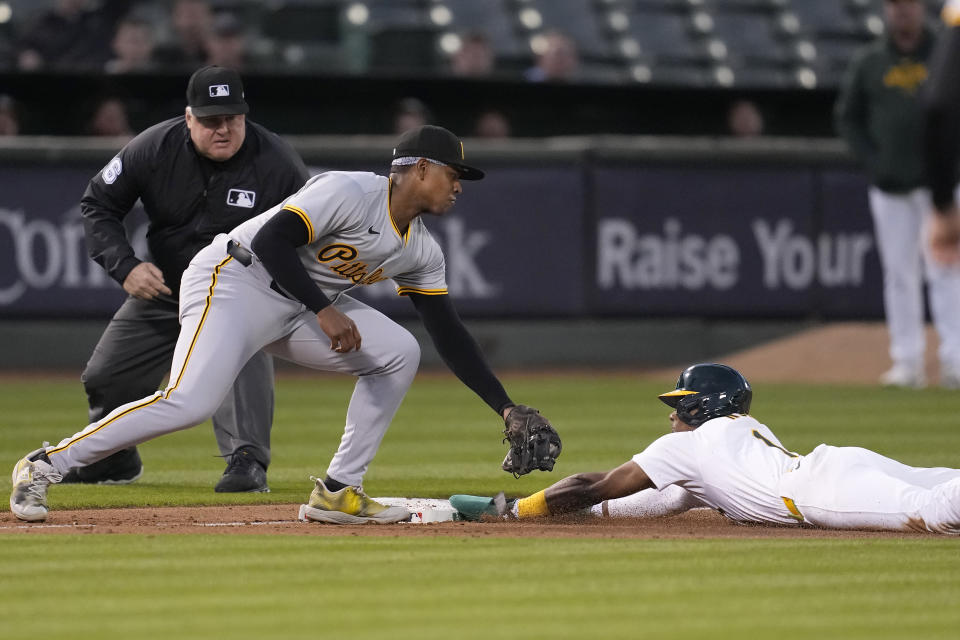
[779,444,960,534]
[44,235,420,487]
[868,187,960,375]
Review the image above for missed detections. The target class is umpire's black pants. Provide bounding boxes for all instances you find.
[80,295,274,470]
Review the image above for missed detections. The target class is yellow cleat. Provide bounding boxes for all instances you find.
[301,476,410,524]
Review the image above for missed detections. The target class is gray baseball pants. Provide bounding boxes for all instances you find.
[48,235,420,487]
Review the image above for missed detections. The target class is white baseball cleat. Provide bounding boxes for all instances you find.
[940,364,960,390]
[880,364,926,389]
[10,447,62,522]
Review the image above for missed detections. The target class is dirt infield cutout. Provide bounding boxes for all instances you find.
[0,504,931,539]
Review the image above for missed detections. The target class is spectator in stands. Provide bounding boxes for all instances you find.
[16,0,125,72]
[726,100,765,138]
[204,13,250,71]
[154,0,213,70]
[105,15,156,74]
[393,97,433,134]
[85,97,134,138]
[473,109,511,139]
[451,32,495,77]
[524,31,580,83]
[835,0,960,389]
[0,94,20,136]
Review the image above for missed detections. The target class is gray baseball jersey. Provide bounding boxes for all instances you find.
[231,171,447,301]
[43,171,444,489]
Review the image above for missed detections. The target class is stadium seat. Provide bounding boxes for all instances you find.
[368,28,441,72]
[438,0,528,59]
[622,6,709,65]
[4,0,881,88]
[630,61,711,87]
[259,1,341,44]
[717,63,793,89]
[362,0,430,29]
[630,0,690,10]
[785,0,871,38]
[705,0,789,9]
[255,1,344,72]
[810,36,872,86]
[784,0,878,89]
[334,0,440,72]
[510,0,616,61]
[707,5,796,67]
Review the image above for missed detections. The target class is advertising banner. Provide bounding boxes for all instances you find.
[0,164,586,318]
[0,166,139,316]
[589,166,882,318]
[0,160,882,320]
[345,166,587,317]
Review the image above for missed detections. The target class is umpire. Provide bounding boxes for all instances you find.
[73,65,310,491]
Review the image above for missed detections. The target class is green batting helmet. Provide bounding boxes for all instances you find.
[658,363,752,427]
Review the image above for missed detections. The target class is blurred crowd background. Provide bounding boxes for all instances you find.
[3,0,956,379]
[0,0,936,139]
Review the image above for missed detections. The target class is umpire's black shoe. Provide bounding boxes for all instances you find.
[60,447,143,485]
[215,446,269,493]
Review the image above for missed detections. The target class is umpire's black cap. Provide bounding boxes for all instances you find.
[186,65,249,118]
[393,125,485,180]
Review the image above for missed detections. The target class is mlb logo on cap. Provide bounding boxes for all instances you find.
[186,65,249,118]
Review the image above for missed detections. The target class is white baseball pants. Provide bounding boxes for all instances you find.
[779,444,960,534]
[46,235,420,487]
[868,187,960,371]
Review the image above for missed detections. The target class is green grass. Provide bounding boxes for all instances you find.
[2,373,960,639]
[4,374,959,507]
[1,536,958,639]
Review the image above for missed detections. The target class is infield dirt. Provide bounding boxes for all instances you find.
[0,505,933,539]
[676,320,940,385]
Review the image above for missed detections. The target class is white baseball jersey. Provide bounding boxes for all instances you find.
[633,414,803,526]
[230,171,447,301]
[629,414,960,533]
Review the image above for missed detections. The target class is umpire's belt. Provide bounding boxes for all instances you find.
[226,240,294,302]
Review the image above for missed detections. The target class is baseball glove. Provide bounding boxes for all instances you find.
[501,404,562,477]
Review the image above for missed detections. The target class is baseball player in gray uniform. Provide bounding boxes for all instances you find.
[11,125,552,524]
[452,364,960,535]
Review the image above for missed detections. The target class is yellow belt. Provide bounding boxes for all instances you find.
[781,496,804,523]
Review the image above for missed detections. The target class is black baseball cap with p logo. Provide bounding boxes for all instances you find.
[392,125,485,180]
[186,65,249,118]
